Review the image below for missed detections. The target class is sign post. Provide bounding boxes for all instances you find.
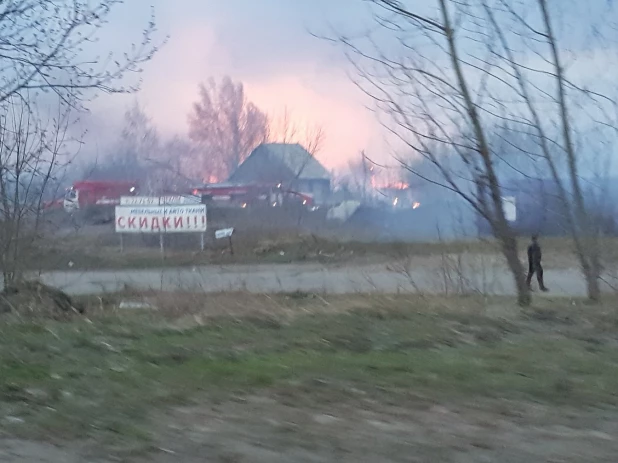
[215,228,235,255]
[115,204,207,234]
[115,197,207,253]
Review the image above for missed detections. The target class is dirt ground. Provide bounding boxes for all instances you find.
[149,398,618,463]
[3,293,618,462]
[32,258,614,297]
[3,398,618,462]
[38,221,618,271]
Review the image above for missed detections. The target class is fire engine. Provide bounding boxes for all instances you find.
[64,180,139,221]
[191,183,316,209]
[62,180,317,224]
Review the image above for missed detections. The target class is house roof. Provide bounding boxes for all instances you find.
[246,143,330,180]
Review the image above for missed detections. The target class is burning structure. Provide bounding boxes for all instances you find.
[378,183,421,209]
[228,143,331,205]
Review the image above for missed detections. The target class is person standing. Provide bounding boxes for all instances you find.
[526,235,548,291]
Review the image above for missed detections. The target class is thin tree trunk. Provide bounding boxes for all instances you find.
[439,0,530,306]
[537,0,601,301]
[579,250,601,301]
[501,231,530,306]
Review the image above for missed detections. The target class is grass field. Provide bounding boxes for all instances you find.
[2,292,618,461]
[31,226,618,271]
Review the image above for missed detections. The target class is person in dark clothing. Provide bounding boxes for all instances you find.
[526,235,548,291]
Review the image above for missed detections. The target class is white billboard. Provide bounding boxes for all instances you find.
[120,195,201,206]
[502,196,517,222]
[115,205,207,233]
[215,227,234,239]
[160,195,201,205]
[120,196,158,206]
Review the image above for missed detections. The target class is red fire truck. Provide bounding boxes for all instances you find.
[191,183,315,209]
[64,180,139,222]
[63,180,315,224]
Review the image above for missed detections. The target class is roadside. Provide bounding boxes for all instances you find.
[28,260,614,297]
[32,223,618,271]
[2,293,618,461]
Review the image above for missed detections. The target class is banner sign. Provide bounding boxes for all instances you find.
[115,205,207,233]
[215,228,234,239]
[120,195,201,206]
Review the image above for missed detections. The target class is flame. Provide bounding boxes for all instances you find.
[373,181,410,190]
[203,175,219,184]
[413,201,421,209]
[391,181,410,190]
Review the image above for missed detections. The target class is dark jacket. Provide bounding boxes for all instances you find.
[527,242,542,264]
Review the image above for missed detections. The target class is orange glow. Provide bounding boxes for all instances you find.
[96,18,384,172]
[390,181,410,190]
[372,181,410,190]
[247,77,378,167]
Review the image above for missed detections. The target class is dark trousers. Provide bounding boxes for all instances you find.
[526,261,545,289]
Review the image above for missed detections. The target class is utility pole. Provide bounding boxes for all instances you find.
[361,150,367,204]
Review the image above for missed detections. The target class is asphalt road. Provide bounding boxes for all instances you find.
[33,262,613,297]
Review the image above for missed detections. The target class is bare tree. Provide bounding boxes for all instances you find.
[268,106,326,157]
[89,104,196,193]
[0,95,75,284]
[0,1,161,105]
[344,151,384,203]
[188,76,269,182]
[336,0,531,305]
[335,0,617,304]
[156,136,198,191]
[267,107,327,194]
[345,154,369,200]
[87,102,159,184]
[0,0,161,286]
[477,0,617,301]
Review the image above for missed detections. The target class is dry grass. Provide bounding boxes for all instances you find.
[28,226,618,272]
[80,289,618,331]
[2,291,618,460]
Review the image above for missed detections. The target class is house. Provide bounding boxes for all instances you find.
[228,143,331,204]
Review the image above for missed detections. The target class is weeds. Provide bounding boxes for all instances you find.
[1,292,618,450]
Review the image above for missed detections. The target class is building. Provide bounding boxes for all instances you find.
[228,143,331,204]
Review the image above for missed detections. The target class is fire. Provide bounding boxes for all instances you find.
[203,175,219,184]
[373,180,410,190]
[413,201,421,209]
[391,181,410,190]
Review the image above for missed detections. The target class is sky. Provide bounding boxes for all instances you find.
[77,0,618,175]
[81,0,382,170]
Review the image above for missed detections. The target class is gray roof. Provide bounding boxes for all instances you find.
[251,143,330,180]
